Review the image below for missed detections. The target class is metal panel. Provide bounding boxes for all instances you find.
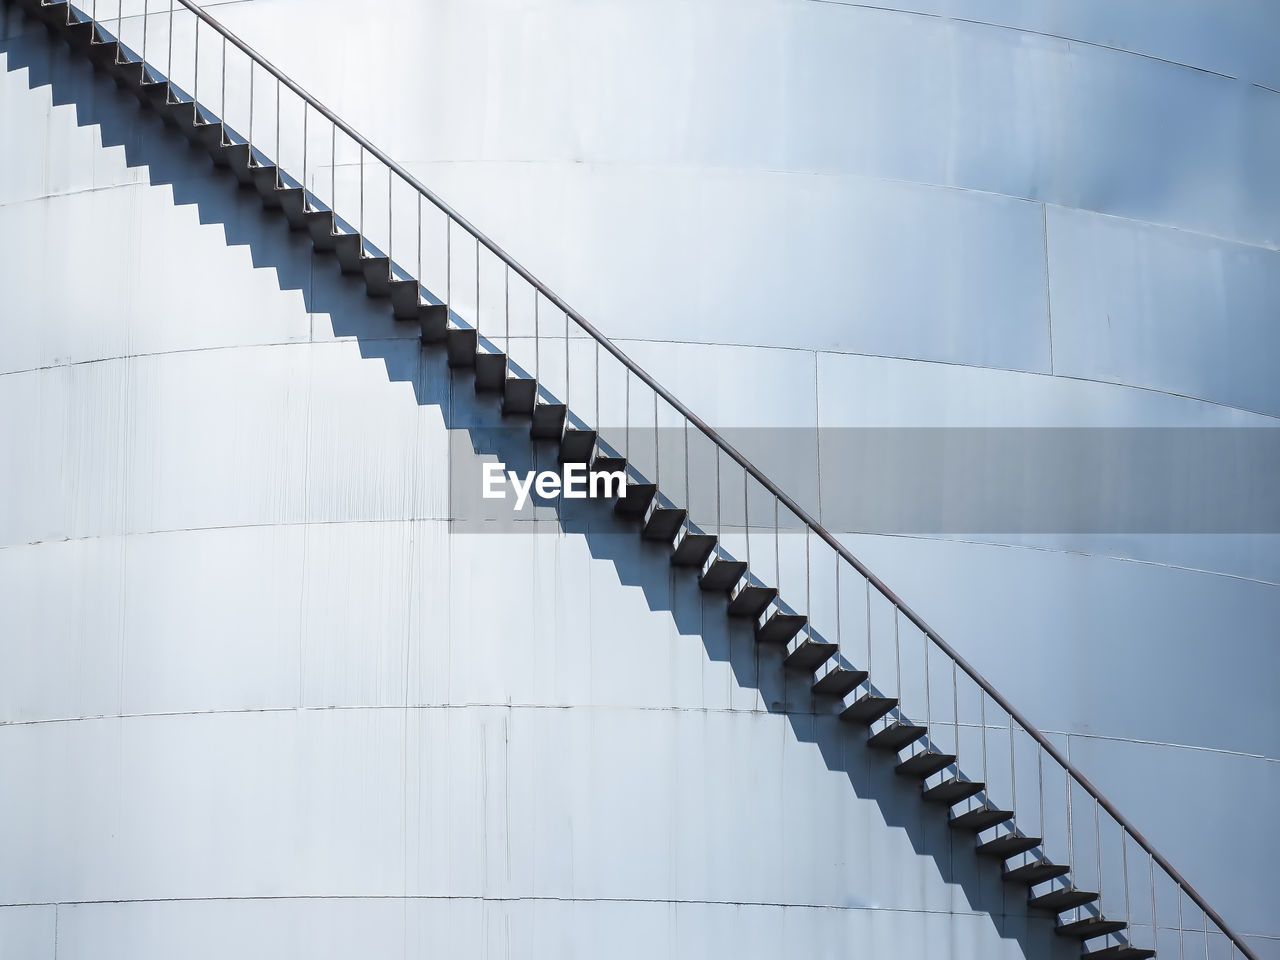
[2,0,1276,955]
[868,0,1280,92]
[0,187,310,378]
[47,896,1075,960]
[213,0,1280,247]
[1066,735,1280,940]
[834,530,1280,758]
[0,906,55,959]
[1048,204,1280,417]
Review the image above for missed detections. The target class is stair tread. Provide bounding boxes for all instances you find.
[1029,886,1099,912]
[923,776,985,805]
[1055,917,1129,940]
[530,402,567,440]
[867,720,927,752]
[977,833,1042,859]
[558,429,598,466]
[895,750,956,779]
[840,693,897,725]
[782,636,837,671]
[726,582,777,618]
[642,505,687,542]
[615,481,658,518]
[698,557,747,592]
[756,610,807,645]
[502,376,538,414]
[671,531,716,568]
[1082,947,1155,960]
[949,804,1014,832]
[812,665,868,698]
[474,352,507,392]
[445,327,478,368]
[1003,858,1071,885]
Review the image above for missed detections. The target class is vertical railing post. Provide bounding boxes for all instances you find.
[192,18,198,100]
[166,0,173,86]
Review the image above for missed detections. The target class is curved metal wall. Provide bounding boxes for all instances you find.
[0,1,1276,957]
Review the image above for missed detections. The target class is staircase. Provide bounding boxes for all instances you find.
[8,3,1258,959]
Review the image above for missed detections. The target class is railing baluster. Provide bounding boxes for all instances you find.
[1008,713,1016,817]
[192,18,198,99]
[865,578,872,681]
[980,690,988,787]
[1095,796,1102,916]
[1124,824,1132,937]
[1151,851,1158,950]
[923,625,931,733]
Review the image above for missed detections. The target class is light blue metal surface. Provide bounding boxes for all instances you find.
[1,0,1276,957]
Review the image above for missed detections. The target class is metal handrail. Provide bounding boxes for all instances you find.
[64,1,1258,954]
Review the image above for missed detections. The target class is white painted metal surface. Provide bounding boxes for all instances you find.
[0,1,1276,956]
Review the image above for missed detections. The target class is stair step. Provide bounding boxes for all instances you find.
[190,115,225,153]
[1055,917,1129,940]
[923,776,986,805]
[592,454,627,476]
[671,530,717,569]
[361,255,392,296]
[305,209,338,251]
[977,833,1042,859]
[950,804,1014,832]
[474,352,507,392]
[699,556,746,592]
[333,233,364,273]
[63,16,97,51]
[446,327,478,368]
[389,279,421,320]
[135,72,167,103]
[1004,858,1071,886]
[841,693,898,725]
[1029,886,1099,913]
[502,377,537,415]
[783,635,837,671]
[1082,946,1155,960]
[224,144,257,186]
[615,481,658,518]
[895,750,956,779]
[113,59,148,90]
[558,429,598,466]
[418,303,448,343]
[251,162,282,206]
[104,49,139,83]
[868,721,927,752]
[756,610,806,645]
[530,402,567,440]
[642,506,687,543]
[726,582,776,619]
[277,188,308,229]
[86,37,120,67]
[812,664,868,698]
[158,93,199,132]
[30,0,69,26]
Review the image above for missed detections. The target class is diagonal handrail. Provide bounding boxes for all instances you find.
[24,1,1259,956]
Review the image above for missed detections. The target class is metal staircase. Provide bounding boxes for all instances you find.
[8,2,1258,958]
